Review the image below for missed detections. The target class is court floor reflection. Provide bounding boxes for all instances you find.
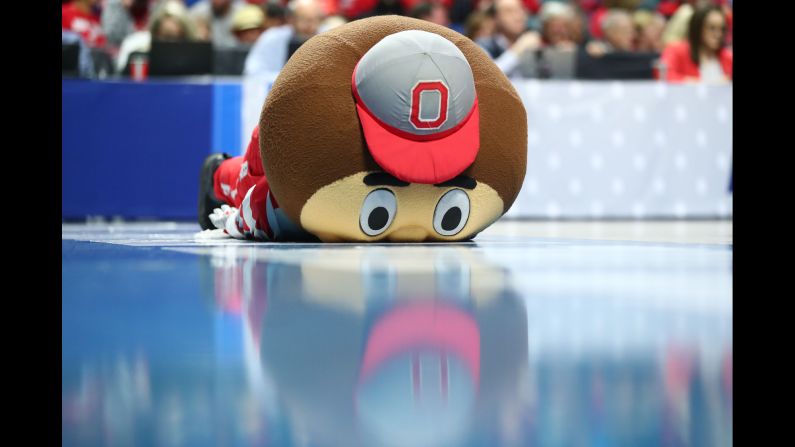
[62,233,732,447]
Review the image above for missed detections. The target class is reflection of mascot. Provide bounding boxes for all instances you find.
[199,16,526,242]
[230,246,530,446]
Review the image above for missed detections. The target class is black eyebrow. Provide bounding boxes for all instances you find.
[434,175,477,190]
[363,172,409,187]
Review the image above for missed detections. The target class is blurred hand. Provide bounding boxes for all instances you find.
[586,41,607,57]
[209,205,238,230]
[510,31,542,56]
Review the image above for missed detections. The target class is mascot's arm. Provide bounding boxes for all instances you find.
[222,177,272,241]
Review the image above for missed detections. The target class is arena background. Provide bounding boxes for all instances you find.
[63,76,732,220]
[62,1,733,446]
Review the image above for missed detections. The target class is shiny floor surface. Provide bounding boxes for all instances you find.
[62,221,733,447]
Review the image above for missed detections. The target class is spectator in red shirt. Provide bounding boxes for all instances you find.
[62,0,107,48]
[660,4,731,83]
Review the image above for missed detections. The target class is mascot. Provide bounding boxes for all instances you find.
[198,16,527,242]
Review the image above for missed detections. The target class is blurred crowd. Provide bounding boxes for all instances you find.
[62,0,733,82]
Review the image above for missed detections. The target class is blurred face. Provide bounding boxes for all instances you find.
[291,2,323,38]
[605,15,635,51]
[544,17,572,46]
[702,10,726,51]
[637,17,665,51]
[235,27,264,44]
[194,17,211,41]
[428,5,450,27]
[155,16,185,41]
[494,0,528,40]
[569,14,585,44]
[474,17,496,41]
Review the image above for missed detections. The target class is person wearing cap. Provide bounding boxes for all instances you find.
[199,17,526,243]
[243,0,325,75]
[231,4,266,44]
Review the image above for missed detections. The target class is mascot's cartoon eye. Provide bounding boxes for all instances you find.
[360,189,397,236]
[433,189,470,236]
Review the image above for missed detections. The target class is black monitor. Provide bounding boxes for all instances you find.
[63,43,80,76]
[90,48,115,78]
[575,49,660,80]
[213,47,251,75]
[148,40,213,76]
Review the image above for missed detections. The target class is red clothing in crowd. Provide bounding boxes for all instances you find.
[589,6,607,40]
[340,0,539,20]
[339,0,378,19]
[62,2,106,47]
[658,0,731,18]
[319,0,342,16]
[660,41,732,82]
[472,0,540,14]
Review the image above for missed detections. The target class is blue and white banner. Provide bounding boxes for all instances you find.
[62,78,731,220]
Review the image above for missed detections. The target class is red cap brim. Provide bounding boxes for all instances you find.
[358,301,480,384]
[355,98,480,185]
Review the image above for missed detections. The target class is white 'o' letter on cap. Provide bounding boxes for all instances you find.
[353,30,477,136]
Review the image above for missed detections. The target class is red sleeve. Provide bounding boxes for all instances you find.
[244,126,265,177]
[524,0,541,14]
[589,8,607,40]
[720,48,733,80]
[661,42,690,83]
[341,0,377,19]
[62,6,73,29]
[223,125,274,241]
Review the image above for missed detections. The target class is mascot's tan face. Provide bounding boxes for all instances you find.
[259,17,527,243]
[301,172,503,242]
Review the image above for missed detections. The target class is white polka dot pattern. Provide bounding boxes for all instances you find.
[502,81,733,218]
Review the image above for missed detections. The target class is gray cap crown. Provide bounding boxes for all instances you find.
[354,30,477,136]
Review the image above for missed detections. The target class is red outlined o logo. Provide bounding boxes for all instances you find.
[410,81,449,129]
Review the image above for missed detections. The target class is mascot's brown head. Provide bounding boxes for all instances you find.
[260,16,526,242]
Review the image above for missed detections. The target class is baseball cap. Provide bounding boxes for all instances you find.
[232,5,265,32]
[352,30,480,185]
